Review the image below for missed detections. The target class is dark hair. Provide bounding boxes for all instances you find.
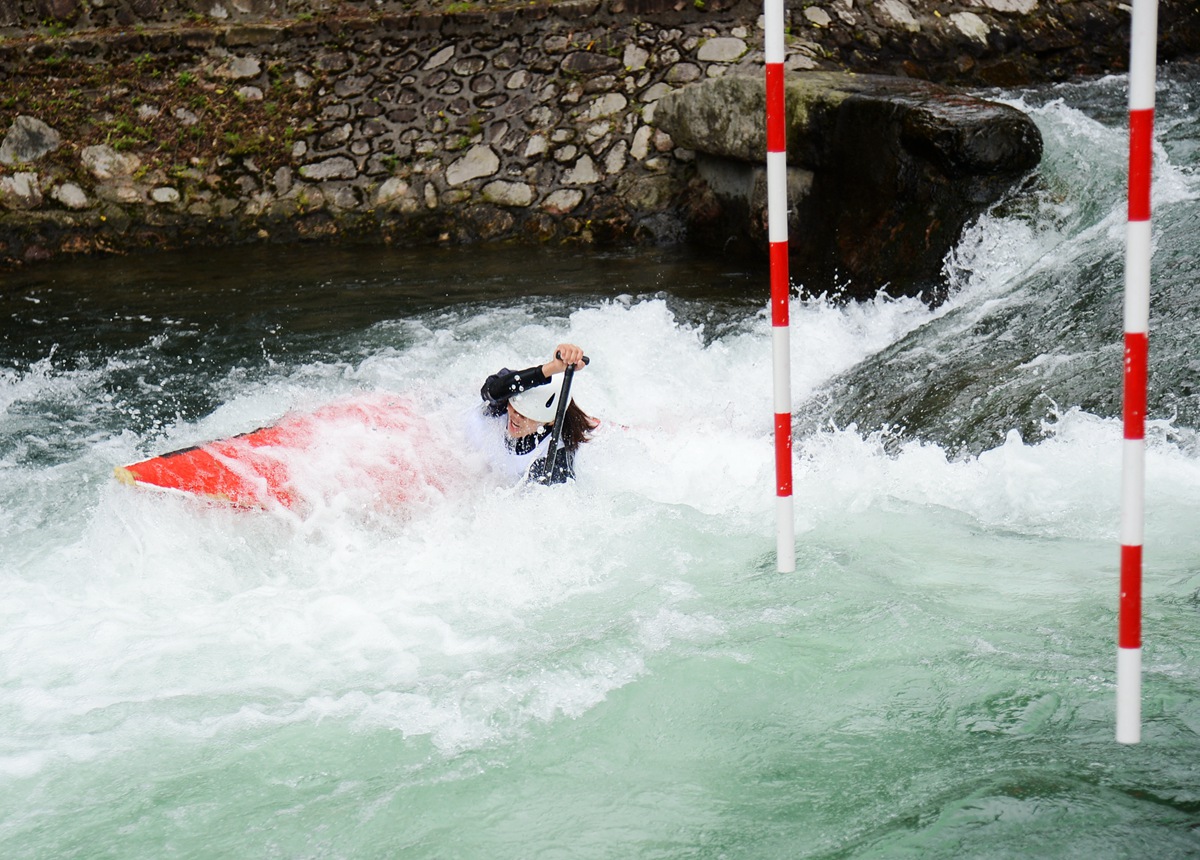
[556,401,597,451]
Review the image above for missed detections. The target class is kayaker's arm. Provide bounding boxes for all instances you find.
[482,345,586,405]
[480,365,550,405]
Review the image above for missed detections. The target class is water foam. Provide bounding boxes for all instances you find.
[7,277,1200,780]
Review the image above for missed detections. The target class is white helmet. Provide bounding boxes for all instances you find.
[510,375,570,423]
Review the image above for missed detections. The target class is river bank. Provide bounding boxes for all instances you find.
[1,0,1198,281]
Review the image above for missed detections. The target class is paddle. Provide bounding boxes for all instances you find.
[532,352,588,485]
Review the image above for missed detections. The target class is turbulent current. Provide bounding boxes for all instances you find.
[2,67,1199,858]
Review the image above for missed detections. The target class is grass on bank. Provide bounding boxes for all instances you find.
[0,48,322,190]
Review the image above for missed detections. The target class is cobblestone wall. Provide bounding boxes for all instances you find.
[1,0,1197,267]
[2,1,790,262]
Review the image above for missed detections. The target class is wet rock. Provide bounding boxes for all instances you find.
[373,177,410,207]
[975,0,1038,12]
[653,74,764,162]
[618,173,677,211]
[542,188,583,214]
[95,181,144,204]
[875,0,921,32]
[654,71,1042,298]
[446,145,500,185]
[698,37,748,63]
[564,154,601,186]
[665,63,703,85]
[81,145,141,180]
[525,135,550,158]
[0,116,62,165]
[51,183,89,209]
[0,172,43,209]
[951,12,991,44]
[623,45,650,71]
[562,52,622,76]
[580,93,627,121]
[299,157,356,181]
[216,55,263,80]
[36,0,81,22]
[424,45,455,70]
[804,7,833,27]
[482,180,534,207]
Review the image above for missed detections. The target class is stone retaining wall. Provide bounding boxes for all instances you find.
[1,0,1197,270]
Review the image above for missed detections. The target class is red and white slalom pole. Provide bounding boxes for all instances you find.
[764,0,795,573]
[1117,0,1158,745]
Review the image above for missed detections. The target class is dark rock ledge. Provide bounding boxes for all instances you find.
[654,71,1043,299]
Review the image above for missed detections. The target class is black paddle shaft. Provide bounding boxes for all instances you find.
[533,352,588,484]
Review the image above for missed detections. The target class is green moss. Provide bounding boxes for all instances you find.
[109,136,144,152]
[40,19,69,37]
[0,43,321,180]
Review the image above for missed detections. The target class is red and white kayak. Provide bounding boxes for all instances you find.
[115,394,459,511]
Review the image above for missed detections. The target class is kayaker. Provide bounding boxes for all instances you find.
[480,342,597,484]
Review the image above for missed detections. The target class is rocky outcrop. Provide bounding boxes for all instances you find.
[654,71,1043,298]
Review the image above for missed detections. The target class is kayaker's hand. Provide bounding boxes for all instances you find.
[545,343,585,375]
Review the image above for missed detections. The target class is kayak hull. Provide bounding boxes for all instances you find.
[116,394,448,510]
